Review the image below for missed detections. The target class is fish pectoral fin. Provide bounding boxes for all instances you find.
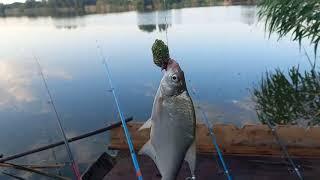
[139,140,157,164]
[138,118,152,131]
[185,140,196,177]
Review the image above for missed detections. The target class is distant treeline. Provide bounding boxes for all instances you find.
[0,0,256,17]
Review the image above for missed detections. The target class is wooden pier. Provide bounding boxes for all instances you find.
[104,153,320,180]
[102,123,320,179]
[109,123,320,157]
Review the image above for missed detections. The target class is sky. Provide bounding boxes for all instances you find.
[0,0,25,4]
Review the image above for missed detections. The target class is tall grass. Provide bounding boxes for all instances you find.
[254,0,320,125]
[253,67,320,126]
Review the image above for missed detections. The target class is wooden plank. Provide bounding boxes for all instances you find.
[109,123,320,157]
[104,153,320,180]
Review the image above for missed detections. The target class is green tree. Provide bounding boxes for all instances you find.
[25,0,40,8]
[0,3,5,16]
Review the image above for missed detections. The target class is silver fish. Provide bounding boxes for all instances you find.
[139,59,196,180]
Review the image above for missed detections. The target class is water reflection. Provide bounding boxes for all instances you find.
[46,5,258,33]
[158,24,170,32]
[195,98,257,126]
[0,60,37,114]
[53,17,86,30]
[138,24,157,33]
[240,5,256,25]
[0,59,72,112]
[137,10,172,33]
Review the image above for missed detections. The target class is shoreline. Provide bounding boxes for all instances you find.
[0,0,257,18]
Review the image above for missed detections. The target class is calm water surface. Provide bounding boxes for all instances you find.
[0,5,312,178]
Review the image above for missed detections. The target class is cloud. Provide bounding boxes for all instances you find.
[0,59,72,111]
[0,61,36,108]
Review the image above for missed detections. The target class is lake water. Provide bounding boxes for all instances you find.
[0,5,313,179]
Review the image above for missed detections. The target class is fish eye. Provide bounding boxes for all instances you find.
[171,74,178,82]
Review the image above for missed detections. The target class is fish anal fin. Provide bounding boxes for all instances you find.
[185,140,196,177]
[138,118,152,131]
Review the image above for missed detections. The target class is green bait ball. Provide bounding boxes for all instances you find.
[152,39,170,68]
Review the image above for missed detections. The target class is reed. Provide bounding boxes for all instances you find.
[258,0,320,55]
[253,66,320,125]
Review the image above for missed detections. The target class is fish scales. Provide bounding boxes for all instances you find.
[139,59,196,180]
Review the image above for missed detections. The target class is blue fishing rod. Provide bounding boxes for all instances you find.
[188,80,233,180]
[97,43,143,180]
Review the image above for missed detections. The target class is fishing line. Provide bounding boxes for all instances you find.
[260,47,309,180]
[188,80,233,180]
[265,119,304,180]
[161,2,228,178]
[96,42,143,180]
[33,55,82,180]
[163,0,169,47]
[161,2,303,179]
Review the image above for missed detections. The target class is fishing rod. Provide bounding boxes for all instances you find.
[265,119,304,180]
[0,117,133,163]
[189,79,302,180]
[34,56,82,180]
[96,43,143,180]
[188,80,233,180]
[0,163,64,169]
[2,171,26,180]
[2,162,70,180]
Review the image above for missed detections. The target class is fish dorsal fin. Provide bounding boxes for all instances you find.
[185,139,196,178]
[138,140,158,166]
[138,118,152,131]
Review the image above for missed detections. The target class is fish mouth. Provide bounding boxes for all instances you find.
[163,59,180,71]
